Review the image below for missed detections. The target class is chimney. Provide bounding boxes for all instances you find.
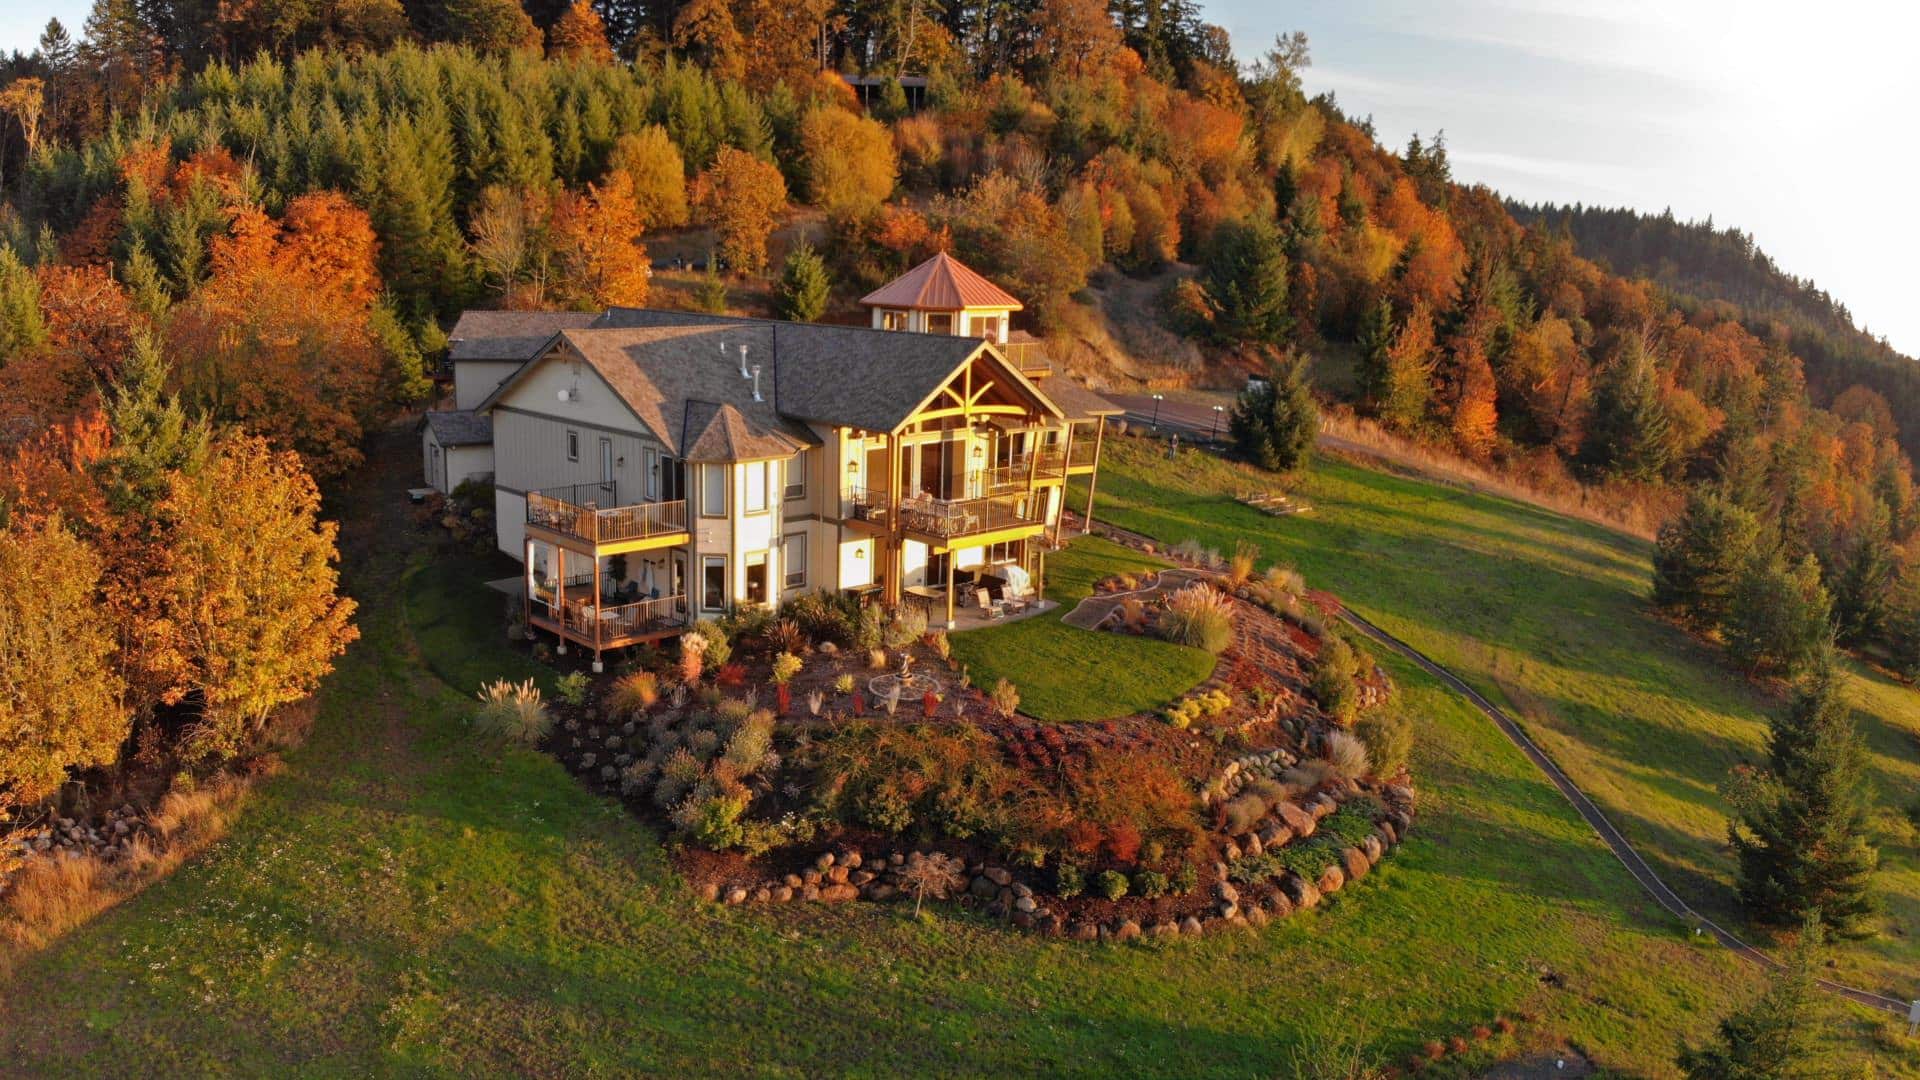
[738,343,751,379]
[751,365,763,402]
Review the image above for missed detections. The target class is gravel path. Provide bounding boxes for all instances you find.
[1068,519,1912,1019]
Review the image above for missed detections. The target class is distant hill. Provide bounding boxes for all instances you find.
[1509,201,1920,446]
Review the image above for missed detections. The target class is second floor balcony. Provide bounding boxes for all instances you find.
[847,486,1044,544]
[526,483,688,548]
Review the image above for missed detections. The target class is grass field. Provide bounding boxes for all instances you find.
[0,431,1910,1075]
[1083,435,1920,1004]
[948,536,1216,722]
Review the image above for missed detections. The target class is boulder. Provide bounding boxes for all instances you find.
[1215,882,1240,906]
[1012,882,1033,899]
[784,873,804,889]
[724,886,748,905]
[889,852,906,866]
[1308,795,1336,821]
[841,850,863,869]
[1151,921,1179,939]
[1217,901,1239,920]
[1071,922,1099,942]
[801,883,821,901]
[1282,875,1320,910]
[1276,801,1315,838]
[1243,833,1264,858]
[1342,847,1369,882]
[1222,840,1242,862]
[1377,820,1398,845]
[814,852,836,872]
[969,876,999,901]
[1014,895,1038,914]
[752,887,771,904]
[1245,904,1269,928]
[772,886,794,902]
[850,870,876,887]
[1012,911,1036,930]
[698,883,721,903]
[827,865,850,885]
[803,869,823,886]
[819,884,859,902]
[1113,919,1142,942]
[1362,835,1384,865]
[1257,823,1293,848]
[1265,892,1294,920]
[1179,916,1204,936]
[984,866,1013,886]
[1317,864,1345,895]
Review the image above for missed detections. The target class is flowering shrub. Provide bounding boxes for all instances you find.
[1157,585,1234,653]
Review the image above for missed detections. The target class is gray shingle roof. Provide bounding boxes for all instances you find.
[449,310,600,362]
[1037,378,1123,421]
[423,409,493,447]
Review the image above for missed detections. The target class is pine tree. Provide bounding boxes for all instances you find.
[1581,341,1672,481]
[1201,216,1289,346]
[694,250,727,313]
[1353,297,1394,413]
[1831,504,1894,648]
[776,241,830,322]
[1229,356,1317,472]
[1726,550,1835,678]
[1676,922,1825,1078]
[0,246,48,360]
[1379,301,1436,430]
[1652,488,1764,628]
[94,330,211,522]
[1728,654,1878,936]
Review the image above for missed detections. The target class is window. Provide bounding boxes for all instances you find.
[926,312,954,334]
[744,461,768,514]
[565,430,579,461]
[970,314,1000,340]
[599,437,613,484]
[782,532,807,590]
[643,448,658,500]
[744,551,768,605]
[701,464,726,517]
[784,451,806,501]
[429,444,441,488]
[701,556,727,610]
[881,310,907,331]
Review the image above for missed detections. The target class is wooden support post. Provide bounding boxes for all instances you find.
[592,554,604,672]
[554,546,567,654]
[524,537,535,639]
[945,552,956,630]
[887,433,903,607]
[1082,417,1105,536]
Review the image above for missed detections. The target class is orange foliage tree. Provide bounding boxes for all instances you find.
[692,148,788,275]
[551,173,652,309]
[606,127,689,231]
[546,0,614,62]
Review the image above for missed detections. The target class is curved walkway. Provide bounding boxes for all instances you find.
[1337,606,1908,1018]
[1062,518,1909,1018]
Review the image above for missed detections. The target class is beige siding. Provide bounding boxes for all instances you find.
[453,360,523,411]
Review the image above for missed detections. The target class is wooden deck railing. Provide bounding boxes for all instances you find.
[527,486,687,545]
[554,594,688,646]
[998,340,1052,377]
[899,493,1041,539]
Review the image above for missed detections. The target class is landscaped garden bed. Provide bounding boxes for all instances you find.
[481,536,1417,941]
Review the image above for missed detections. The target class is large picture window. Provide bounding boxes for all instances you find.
[744,551,768,605]
[701,555,727,610]
[744,461,768,514]
[782,532,807,590]
[701,464,726,517]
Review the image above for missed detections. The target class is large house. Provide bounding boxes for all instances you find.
[430,253,1119,670]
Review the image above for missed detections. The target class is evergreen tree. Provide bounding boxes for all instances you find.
[1652,488,1764,628]
[694,250,726,313]
[1676,922,1825,1078]
[1726,550,1835,678]
[1581,341,1672,481]
[1728,654,1878,936]
[1353,297,1394,413]
[1201,216,1289,346]
[775,241,830,322]
[0,246,47,360]
[1831,504,1895,648]
[1229,356,1317,472]
[94,330,211,522]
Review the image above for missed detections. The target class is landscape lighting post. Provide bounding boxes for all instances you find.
[1150,393,1164,430]
[1209,404,1225,444]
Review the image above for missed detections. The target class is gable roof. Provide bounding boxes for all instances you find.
[858,251,1024,312]
[448,310,600,362]
[1039,378,1123,421]
[422,409,493,447]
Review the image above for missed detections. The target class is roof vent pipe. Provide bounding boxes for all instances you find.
[738,344,751,379]
[751,365,763,402]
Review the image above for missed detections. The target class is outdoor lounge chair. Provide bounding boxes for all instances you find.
[974,588,1004,620]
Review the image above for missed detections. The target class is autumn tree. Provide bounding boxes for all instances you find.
[546,0,614,62]
[551,173,652,309]
[1378,302,1437,430]
[1445,340,1499,459]
[798,105,898,219]
[161,432,357,762]
[467,184,552,306]
[1034,0,1126,78]
[0,247,47,360]
[606,126,689,231]
[671,0,745,81]
[1726,652,1877,937]
[0,78,46,162]
[422,0,542,52]
[692,147,788,275]
[1651,489,1764,629]
[0,515,128,812]
[776,241,830,322]
[1229,357,1317,472]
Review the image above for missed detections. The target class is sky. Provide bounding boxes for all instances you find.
[1209,0,1920,357]
[4,1,1918,355]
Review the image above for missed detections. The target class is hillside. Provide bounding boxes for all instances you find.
[1509,200,1920,456]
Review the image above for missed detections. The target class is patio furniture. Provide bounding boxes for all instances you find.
[974,588,1004,620]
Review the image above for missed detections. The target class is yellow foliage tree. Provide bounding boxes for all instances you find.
[606,127,689,231]
[799,105,897,219]
[692,148,788,275]
[546,0,614,62]
[551,172,652,309]
[0,516,128,811]
[161,433,358,762]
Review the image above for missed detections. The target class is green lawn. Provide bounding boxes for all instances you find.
[1083,435,1920,1005]
[0,434,1910,1075]
[948,535,1216,722]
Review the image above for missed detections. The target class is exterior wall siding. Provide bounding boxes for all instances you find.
[453,360,523,411]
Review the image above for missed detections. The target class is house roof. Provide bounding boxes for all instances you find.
[858,251,1024,312]
[1039,378,1124,421]
[448,310,600,362]
[473,306,1070,457]
[422,409,493,447]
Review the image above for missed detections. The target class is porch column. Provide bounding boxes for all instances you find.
[524,538,535,640]
[1055,422,1077,544]
[945,552,956,630]
[591,555,604,673]
[555,546,567,654]
[886,432,903,607]
[1082,417,1105,536]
